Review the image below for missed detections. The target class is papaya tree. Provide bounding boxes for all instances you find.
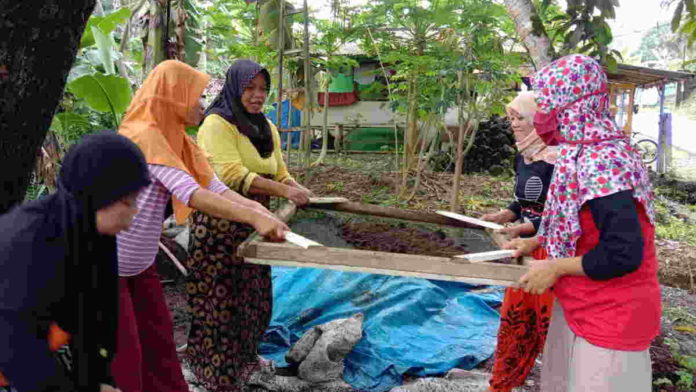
[311,11,358,167]
[358,0,463,173]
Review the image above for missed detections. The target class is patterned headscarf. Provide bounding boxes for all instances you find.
[532,54,655,259]
[506,91,558,164]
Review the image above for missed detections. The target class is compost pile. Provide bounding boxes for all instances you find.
[340,222,467,257]
[431,115,516,175]
[463,116,516,175]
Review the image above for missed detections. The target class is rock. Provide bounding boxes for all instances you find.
[289,313,364,383]
[286,327,322,364]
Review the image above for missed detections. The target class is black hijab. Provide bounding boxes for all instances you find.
[205,59,275,158]
[0,132,150,391]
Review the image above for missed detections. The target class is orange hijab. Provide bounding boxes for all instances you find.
[119,60,213,224]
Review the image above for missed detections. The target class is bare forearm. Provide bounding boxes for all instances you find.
[221,190,260,208]
[501,209,518,222]
[248,176,290,198]
[553,256,586,277]
[519,222,536,235]
[189,188,258,225]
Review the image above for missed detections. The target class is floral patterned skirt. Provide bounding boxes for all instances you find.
[185,196,273,392]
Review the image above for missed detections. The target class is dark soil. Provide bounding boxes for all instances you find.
[340,221,468,257]
[650,335,695,392]
[161,274,190,348]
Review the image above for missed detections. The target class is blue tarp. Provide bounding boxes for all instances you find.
[267,101,302,149]
[260,267,504,392]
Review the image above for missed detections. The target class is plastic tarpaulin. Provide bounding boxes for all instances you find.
[268,100,302,131]
[267,101,302,149]
[259,267,504,392]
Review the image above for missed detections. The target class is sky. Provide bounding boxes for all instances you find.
[609,0,675,53]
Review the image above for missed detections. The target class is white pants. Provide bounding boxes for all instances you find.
[540,301,652,392]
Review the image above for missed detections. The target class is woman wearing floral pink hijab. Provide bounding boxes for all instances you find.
[504,54,659,392]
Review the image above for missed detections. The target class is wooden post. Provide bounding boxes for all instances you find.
[664,112,673,172]
[657,84,666,173]
[676,81,684,108]
[450,71,466,212]
[301,0,312,180]
[336,124,344,153]
[626,86,635,136]
[275,0,285,130]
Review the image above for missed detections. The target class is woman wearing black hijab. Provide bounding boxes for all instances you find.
[186,59,312,391]
[0,132,151,392]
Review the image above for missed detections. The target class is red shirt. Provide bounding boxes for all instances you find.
[553,201,661,351]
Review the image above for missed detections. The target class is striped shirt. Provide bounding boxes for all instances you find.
[117,164,229,276]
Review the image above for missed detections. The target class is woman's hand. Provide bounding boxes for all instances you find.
[502,236,540,257]
[497,222,535,239]
[283,186,311,206]
[481,209,516,224]
[249,211,288,241]
[518,259,560,295]
[288,180,315,197]
[100,385,122,392]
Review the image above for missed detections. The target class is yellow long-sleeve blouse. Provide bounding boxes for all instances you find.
[197,114,293,195]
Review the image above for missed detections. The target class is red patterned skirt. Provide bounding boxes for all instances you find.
[489,247,554,392]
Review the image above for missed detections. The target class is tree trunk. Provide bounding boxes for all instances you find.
[143,0,166,73]
[404,77,419,170]
[450,72,466,212]
[0,0,96,214]
[503,0,554,69]
[312,85,330,167]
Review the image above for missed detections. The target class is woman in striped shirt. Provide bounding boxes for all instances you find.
[112,60,288,392]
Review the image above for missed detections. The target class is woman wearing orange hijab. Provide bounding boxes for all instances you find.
[112,60,288,392]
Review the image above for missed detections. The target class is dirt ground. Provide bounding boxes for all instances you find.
[158,152,695,392]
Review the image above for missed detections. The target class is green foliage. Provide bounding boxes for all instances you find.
[197,0,275,76]
[357,0,519,116]
[24,183,48,202]
[662,337,696,389]
[541,0,621,69]
[50,112,92,146]
[67,73,133,126]
[182,0,204,66]
[668,0,696,48]
[633,23,686,68]
[80,7,132,48]
[654,197,696,246]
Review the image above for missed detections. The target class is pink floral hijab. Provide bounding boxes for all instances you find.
[532,54,655,259]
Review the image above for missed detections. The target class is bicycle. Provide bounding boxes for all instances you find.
[630,130,658,165]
